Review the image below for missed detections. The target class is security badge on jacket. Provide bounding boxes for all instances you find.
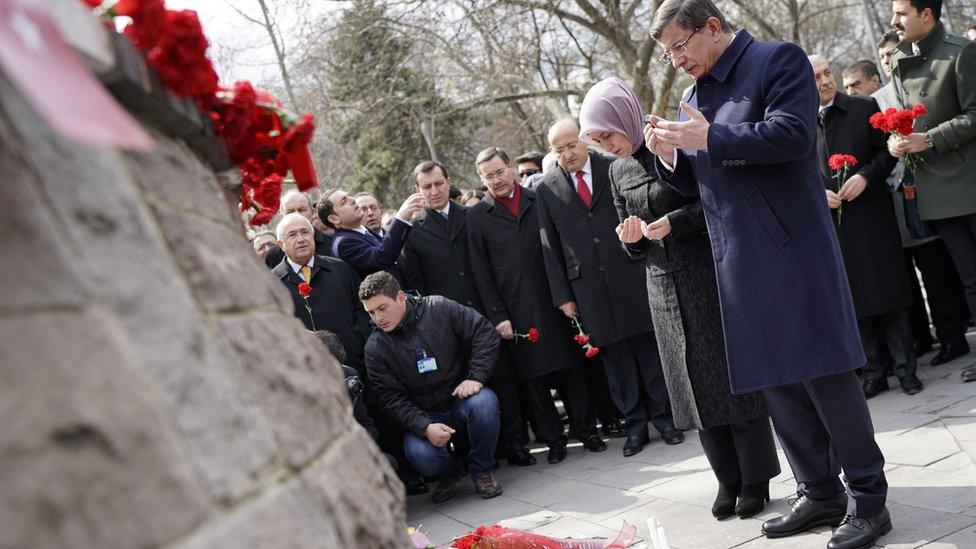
[416,348,438,374]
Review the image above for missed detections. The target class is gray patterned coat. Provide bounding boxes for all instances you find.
[610,144,768,429]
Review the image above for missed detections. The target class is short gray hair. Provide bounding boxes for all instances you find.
[280,189,312,208]
[275,212,313,240]
[651,0,732,40]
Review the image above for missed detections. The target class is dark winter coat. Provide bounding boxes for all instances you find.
[612,144,768,429]
[332,219,411,287]
[655,31,865,393]
[467,188,583,380]
[273,255,372,376]
[819,92,908,318]
[364,295,499,437]
[536,152,653,346]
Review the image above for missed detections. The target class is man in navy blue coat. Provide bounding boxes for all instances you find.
[322,188,423,288]
[641,2,889,548]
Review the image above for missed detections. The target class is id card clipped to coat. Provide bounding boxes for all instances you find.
[416,348,438,374]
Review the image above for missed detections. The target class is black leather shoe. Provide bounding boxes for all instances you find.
[505,447,537,466]
[660,426,684,445]
[712,482,740,519]
[735,481,770,518]
[761,492,847,538]
[862,377,889,399]
[600,417,627,438]
[827,509,892,549]
[897,373,923,395]
[931,339,971,365]
[547,438,568,464]
[622,433,649,457]
[581,434,607,453]
[404,478,429,496]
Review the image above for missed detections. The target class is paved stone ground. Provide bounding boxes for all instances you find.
[408,333,976,548]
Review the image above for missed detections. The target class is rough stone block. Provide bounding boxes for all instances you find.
[304,429,409,548]
[151,202,291,313]
[216,313,350,467]
[0,311,210,549]
[179,480,341,549]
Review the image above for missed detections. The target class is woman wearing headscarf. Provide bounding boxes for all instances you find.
[578,77,780,520]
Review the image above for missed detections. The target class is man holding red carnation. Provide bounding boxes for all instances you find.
[889,0,976,385]
[809,54,922,399]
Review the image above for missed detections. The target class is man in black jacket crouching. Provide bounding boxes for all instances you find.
[360,271,503,503]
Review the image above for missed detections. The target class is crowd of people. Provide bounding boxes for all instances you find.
[245,1,974,547]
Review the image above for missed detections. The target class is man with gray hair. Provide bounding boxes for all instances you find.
[645,1,890,546]
[264,189,334,268]
[271,212,372,378]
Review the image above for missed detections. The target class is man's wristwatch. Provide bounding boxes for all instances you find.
[924,134,934,149]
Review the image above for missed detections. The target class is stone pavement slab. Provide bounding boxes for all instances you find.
[408,335,976,548]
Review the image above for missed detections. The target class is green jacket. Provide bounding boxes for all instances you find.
[891,23,976,220]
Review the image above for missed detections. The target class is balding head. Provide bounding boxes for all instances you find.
[281,190,315,223]
[547,118,588,173]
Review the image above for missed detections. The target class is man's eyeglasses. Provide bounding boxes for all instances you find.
[481,167,510,182]
[658,25,703,65]
[519,169,541,178]
[552,140,581,156]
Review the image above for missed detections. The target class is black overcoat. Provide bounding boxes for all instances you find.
[612,145,768,430]
[273,254,372,376]
[536,152,653,346]
[402,203,484,312]
[819,92,909,318]
[467,188,583,380]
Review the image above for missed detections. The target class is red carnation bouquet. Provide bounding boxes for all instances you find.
[446,521,636,548]
[515,327,540,344]
[869,104,928,171]
[827,154,858,226]
[571,316,600,358]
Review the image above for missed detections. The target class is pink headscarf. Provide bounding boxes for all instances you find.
[578,77,645,152]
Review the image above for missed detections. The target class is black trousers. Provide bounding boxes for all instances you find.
[859,309,917,380]
[525,365,596,445]
[583,356,621,425]
[931,213,976,320]
[599,332,675,436]
[698,417,781,487]
[764,370,888,518]
[487,373,527,451]
[906,239,971,345]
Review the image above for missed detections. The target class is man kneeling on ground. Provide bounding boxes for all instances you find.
[360,271,504,503]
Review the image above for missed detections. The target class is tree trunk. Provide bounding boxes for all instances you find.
[256,0,299,110]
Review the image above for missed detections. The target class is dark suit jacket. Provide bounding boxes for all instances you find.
[536,152,652,346]
[331,219,410,287]
[273,254,372,377]
[467,188,582,379]
[264,227,332,268]
[654,30,864,393]
[401,203,484,311]
[819,92,908,318]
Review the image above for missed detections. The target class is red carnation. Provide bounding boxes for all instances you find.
[891,110,915,136]
[298,282,312,298]
[827,154,857,171]
[254,173,283,209]
[249,207,274,227]
[574,334,590,345]
[116,0,168,51]
[912,103,928,118]
[283,114,315,153]
[869,111,890,133]
[585,346,600,358]
[80,0,103,7]
[146,10,219,102]
[527,327,540,344]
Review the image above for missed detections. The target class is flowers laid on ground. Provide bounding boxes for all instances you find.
[79,0,318,226]
[869,104,928,170]
[571,316,600,357]
[443,522,637,548]
[515,327,540,344]
[827,154,858,226]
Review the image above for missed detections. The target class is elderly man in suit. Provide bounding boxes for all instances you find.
[645,1,889,547]
[809,55,921,398]
[889,0,976,383]
[324,188,423,287]
[537,119,681,456]
[264,189,333,268]
[402,160,536,467]
[468,146,605,464]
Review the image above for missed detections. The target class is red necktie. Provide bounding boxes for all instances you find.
[575,171,592,208]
